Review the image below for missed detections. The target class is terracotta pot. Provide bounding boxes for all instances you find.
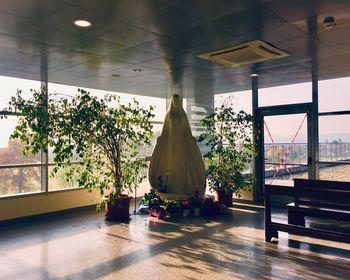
[105,194,132,221]
[215,190,233,207]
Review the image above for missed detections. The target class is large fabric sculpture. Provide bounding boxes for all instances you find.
[149,94,206,200]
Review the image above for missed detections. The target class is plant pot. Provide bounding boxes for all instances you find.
[193,207,201,216]
[215,190,233,207]
[149,208,166,219]
[105,194,132,221]
[183,209,190,217]
[166,209,183,218]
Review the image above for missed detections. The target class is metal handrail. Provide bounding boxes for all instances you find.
[0,161,82,169]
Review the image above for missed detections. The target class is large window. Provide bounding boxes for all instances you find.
[319,77,350,113]
[215,90,252,114]
[0,77,167,197]
[318,77,350,182]
[259,82,311,107]
[214,90,253,174]
[0,77,41,197]
[0,117,41,195]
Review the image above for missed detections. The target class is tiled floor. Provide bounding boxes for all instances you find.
[0,204,349,280]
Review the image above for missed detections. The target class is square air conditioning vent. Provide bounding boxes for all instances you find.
[198,40,289,67]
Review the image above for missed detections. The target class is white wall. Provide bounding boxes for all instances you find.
[0,188,101,221]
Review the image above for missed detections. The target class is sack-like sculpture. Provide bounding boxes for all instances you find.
[149,94,206,200]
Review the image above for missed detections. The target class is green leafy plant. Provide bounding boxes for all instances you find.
[139,190,164,211]
[197,104,256,197]
[165,200,183,217]
[6,87,154,206]
[200,196,219,216]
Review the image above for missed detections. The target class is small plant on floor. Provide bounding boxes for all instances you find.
[140,190,166,218]
[165,200,183,217]
[200,196,219,216]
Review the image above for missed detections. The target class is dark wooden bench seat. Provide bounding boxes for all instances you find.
[287,202,350,226]
[287,178,350,227]
[265,178,350,243]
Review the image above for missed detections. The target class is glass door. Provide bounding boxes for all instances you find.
[256,103,312,187]
[264,113,309,186]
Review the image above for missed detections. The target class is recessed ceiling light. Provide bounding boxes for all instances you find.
[250,73,258,77]
[133,68,142,72]
[73,19,92,28]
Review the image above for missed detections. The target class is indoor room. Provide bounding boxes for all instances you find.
[0,1,349,279]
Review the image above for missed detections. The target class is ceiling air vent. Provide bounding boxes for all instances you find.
[198,40,289,67]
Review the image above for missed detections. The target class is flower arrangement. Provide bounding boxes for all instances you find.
[200,196,220,216]
[165,200,184,217]
[139,190,164,211]
[139,190,166,219]
[140,190,223,218]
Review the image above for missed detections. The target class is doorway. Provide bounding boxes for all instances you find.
[256,103,313,187]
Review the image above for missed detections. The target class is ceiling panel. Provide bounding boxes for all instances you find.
[0,69,40,81]
[71,56,134,73]
[317,26,350,47]
[134,36,194,58]
[0,48,41,65]
[129,6,203,35]
[139,57,187,71]
[171,0,266,22]
[59,0,166,23]
[259,23,306,44]
[107,48,160,65]
[173,23,241,53]
[210,5,286,37]
[97,23,159,48]
[0,0,62,20]
[0,12,34,35]
[266,0,350,22]
[0,0,349,98]
[291,6,350,35]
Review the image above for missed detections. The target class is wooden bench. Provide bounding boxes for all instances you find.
[287,178,350,227]
[265,179,350,243]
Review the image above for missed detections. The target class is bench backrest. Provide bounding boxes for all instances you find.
[293,178,350,208]
[294,178,350,190]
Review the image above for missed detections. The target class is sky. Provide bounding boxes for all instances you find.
[0,75,349,148]
[215,77,350,143]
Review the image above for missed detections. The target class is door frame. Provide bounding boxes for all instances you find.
[255,102,315,192]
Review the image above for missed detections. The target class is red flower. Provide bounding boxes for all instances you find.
[182,200,190,207]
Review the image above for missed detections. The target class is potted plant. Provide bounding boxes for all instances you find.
[200,196,219,216]
[6,87,154,221]
[197,105,256,207]
[181,199,191,217]
[190,187,202,216]
[165,200,183,218]
[139,190,166,219]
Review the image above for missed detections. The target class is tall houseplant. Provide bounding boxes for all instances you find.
[6,88,154,220]
[197,105,256,207]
